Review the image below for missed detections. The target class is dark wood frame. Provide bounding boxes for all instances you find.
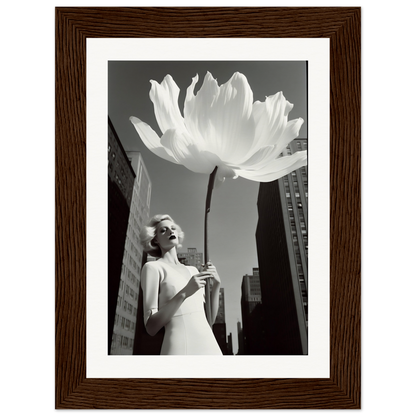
[55,7,360,409]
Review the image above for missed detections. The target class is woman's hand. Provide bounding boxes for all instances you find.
[203,262,221,286]
[181,272,213,298]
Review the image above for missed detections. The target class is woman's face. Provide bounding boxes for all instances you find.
[155,219,179,250]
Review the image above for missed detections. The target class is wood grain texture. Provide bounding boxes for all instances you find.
[55,7,361,409]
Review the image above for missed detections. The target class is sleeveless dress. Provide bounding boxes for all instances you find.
[141,260,223,355]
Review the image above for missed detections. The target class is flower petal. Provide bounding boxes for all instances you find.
[237,151,307,182]
[129,116,179,164]
[210,72,256,161]
[274,117,304,154]
[251,92,301,152]
[228,145,277,170]
[185,72,256,162]
[231,113,302,170]
[149,75,185,134]
[184,72,220,151]
[160,128,216,174]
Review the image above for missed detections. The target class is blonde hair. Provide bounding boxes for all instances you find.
[139,214,184,258]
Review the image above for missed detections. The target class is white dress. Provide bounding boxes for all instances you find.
[141,260,222,355]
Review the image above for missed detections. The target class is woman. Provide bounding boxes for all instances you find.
[139,214,223,355]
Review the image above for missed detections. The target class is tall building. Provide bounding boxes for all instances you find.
[213,288,227,354]
[226,333,234,355]
[241,268,262,314]
[178,248,204,271]
[108,117,136,354]
[255,138,308,355]
[109,147,152,355]
[240,268,265,354]
[237,321,245,355]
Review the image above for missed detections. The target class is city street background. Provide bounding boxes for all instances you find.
[108,61,307,353]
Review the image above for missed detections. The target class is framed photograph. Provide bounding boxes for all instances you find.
[56,7,360,409]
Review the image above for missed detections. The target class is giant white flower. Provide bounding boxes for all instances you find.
[130,72,307,184]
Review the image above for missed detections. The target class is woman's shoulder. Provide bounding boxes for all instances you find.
[142,261,162,273]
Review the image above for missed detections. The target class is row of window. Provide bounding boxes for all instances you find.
[116,296,137,317]
[125,232,142,264]
[114,314,136,332]
[121,263,140,287]
[285,168,308,314]
[111,334,134,350]
[127,223,141,250]
[123,249,141,275]
[119,278,138,299]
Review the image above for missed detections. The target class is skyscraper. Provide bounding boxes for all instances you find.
[109,147,152,354]
[213,287,227,354]
[108,117,136,354]
[255,138,308,355]
[240,268,265,354]
[241,268,262,315]
[177,248,204,271]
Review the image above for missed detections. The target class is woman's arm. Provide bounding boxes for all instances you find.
[145,289,185,336]
[141,263,213,336]
[204,262,221,324]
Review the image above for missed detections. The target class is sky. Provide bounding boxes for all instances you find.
[108,61,307,353]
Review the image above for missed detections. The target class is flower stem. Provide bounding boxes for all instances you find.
[204,166,218,328]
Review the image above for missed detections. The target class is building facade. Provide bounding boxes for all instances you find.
[110,149,152,355]
[108,117,136,354]
[255,138,308,355]
[226,333,234,355]
[241,268,262,315]
[240,268,265,354]
[177,248,204,271]
[213,288,227,355]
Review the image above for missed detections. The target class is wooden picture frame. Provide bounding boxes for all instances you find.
[55,7,360,409]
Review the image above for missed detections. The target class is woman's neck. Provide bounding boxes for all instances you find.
[159,247,181,265]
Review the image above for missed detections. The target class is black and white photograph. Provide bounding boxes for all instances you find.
[107,60,309,357]
[51,3,367,414]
